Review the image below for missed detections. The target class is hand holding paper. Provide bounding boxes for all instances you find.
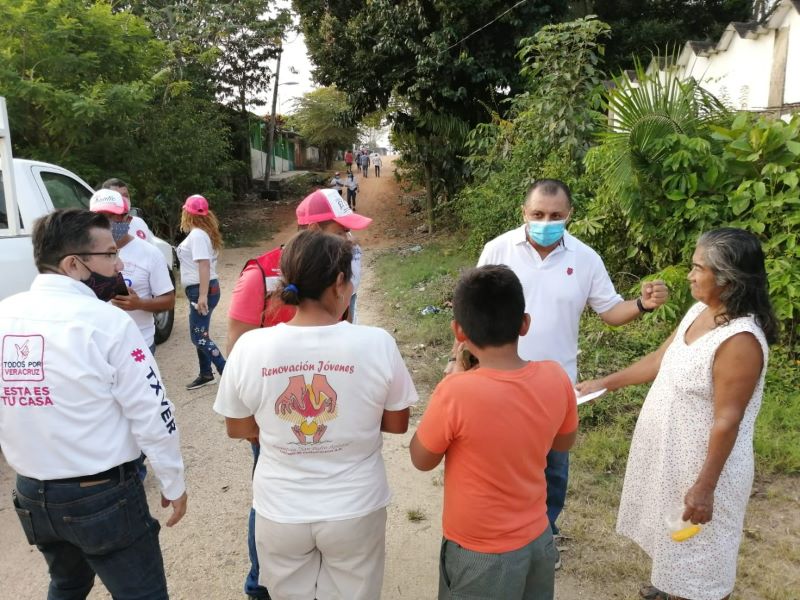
[575,378,608,405]
[574,387,607,405]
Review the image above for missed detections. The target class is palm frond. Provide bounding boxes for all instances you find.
[596,54,728,199]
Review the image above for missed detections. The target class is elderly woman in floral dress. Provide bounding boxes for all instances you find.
[579,228,778,600]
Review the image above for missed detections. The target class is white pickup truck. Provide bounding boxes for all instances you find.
[0,97,175,343]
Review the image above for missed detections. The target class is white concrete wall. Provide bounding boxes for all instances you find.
[665,2,799,115]
[785,10,800,105]
[250,148,291,180]
[685,30,775,110]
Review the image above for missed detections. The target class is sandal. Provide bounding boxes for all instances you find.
[639,585,670,600]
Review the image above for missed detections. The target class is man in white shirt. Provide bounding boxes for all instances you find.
[0,208,187,598]
[89,189,175,354]
[371,153,382,177]
[465,179,668,565]
[330,172,344,196]
[101,177,153,242]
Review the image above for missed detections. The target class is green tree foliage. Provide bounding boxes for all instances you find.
[117,0,291,113]
[120,0,291,191]
[210,1,290,115]
[125,96,235,241]
[570,0,752,72]
[294,0,567,120]
[594,57,730,210]
[586,64,800,343]
[458,17,611,250]
[0,0,237,239]
[391,111,471,232]
[0,0,164,178]
[286,87,360,168]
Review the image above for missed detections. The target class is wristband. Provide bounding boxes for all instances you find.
[637,297,655,313]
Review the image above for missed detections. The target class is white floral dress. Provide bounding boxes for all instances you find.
[616,302,768,600]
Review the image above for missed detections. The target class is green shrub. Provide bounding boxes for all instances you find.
[585,107,800,343]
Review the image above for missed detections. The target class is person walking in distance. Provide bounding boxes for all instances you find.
[371,153,382,177]
[360,151,370,177]
[330,172,345,197]
[0,208,187,600]
[344,149,354,174]
[345,172,359,211]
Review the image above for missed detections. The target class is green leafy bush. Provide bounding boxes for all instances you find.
[586,110,800,344]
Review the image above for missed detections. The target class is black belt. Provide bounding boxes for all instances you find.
[25,460,139,485]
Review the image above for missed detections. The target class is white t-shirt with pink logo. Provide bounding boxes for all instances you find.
[119,237,174,346]
[213,322,418,523]
[129,216,153,243]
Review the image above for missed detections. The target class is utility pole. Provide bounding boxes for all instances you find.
[263,45,282,193]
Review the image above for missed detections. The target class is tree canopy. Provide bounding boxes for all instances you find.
[287,87,360,168]
[573,0,753,73]
[0,0,236,237]
[295,0,568,123]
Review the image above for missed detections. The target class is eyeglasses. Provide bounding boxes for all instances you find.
[59,250,120,262]
[79,251,120,260]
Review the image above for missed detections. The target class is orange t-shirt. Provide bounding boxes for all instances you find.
[416,361,577,553]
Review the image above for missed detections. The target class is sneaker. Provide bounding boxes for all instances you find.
[554,547,561,571]
[186,374,216,390]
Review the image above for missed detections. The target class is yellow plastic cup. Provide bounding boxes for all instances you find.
[670,524,702,542]
[666,506,702,542]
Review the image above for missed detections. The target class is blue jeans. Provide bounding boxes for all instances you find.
[545,449,569,535]
[246,442,269,598]
[13,463,168,600]
[185,280,226,377]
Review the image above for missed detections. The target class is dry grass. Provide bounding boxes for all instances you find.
[406,508,427,523]
[558,465,800,599]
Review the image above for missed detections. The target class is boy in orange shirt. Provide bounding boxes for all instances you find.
[410,265,578,600]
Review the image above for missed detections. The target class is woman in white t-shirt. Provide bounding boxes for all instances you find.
[214,230,417,600]
[176,194,226,390]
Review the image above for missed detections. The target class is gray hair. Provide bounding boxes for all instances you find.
[697,228,778,344]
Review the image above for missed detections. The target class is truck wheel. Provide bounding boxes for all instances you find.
[154,309,174,345]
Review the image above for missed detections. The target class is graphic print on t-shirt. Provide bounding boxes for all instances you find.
[275,374,339,444]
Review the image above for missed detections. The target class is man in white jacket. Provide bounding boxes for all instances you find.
[0,208,187,599]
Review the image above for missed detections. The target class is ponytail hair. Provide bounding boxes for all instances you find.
[277,230,352,305]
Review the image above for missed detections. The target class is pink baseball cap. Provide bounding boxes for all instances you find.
[89,189,128,215]
[183,194,209,216]
[296,189,372,230]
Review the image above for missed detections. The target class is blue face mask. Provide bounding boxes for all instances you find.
[527,220,566,247]
[110,221,130,242]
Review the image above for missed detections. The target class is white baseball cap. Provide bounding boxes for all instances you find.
[89,189,128,215]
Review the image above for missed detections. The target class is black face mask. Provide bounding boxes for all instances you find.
[76,258,122,302]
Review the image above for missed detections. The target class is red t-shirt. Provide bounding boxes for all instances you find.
[228,247,296,327]
[416,361,578,553]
